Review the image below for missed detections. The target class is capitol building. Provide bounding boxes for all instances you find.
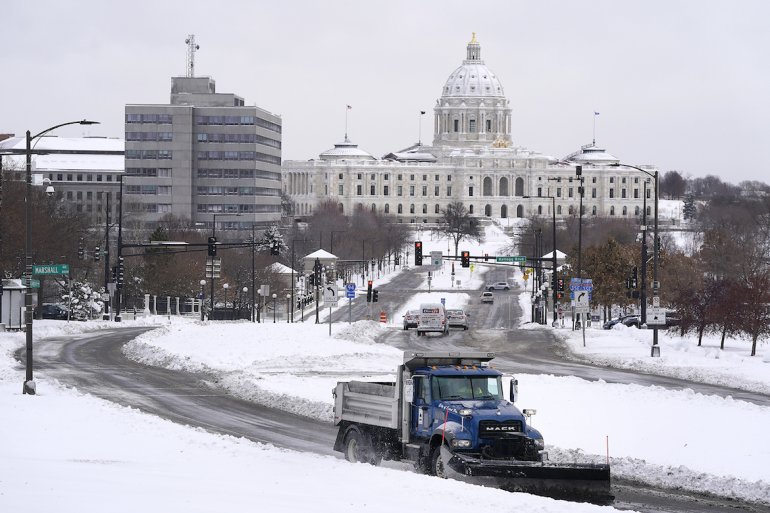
[283,34,654,222]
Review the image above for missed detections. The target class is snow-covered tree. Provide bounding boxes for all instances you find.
[255,225,287,254]
[61,281,104,320]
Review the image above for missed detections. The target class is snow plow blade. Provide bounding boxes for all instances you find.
[447,453,613,503]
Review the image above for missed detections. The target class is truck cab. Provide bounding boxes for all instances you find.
[409,356,543,462]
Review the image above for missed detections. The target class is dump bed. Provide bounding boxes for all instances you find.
[333,380,400,429]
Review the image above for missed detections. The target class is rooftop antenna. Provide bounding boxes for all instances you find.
[185,35,200,77]
[593,111,600,146]
[345,105,351,141]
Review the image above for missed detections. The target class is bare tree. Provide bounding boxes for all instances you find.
[435,200,482,255]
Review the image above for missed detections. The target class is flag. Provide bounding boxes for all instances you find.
[347,105,352,109]
[594,111,600,115]
[420,110,426,115]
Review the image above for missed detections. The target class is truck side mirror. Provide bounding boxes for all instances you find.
[509,378,518,403]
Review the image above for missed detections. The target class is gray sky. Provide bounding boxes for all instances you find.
[3,1,768,183]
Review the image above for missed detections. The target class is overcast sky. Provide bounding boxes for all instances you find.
[3,1,768,183]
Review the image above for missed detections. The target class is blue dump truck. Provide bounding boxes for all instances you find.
[333,351,611,503]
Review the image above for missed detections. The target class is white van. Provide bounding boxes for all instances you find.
[416,303,447,336]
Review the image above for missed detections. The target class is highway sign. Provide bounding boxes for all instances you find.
[345,283,356,292]
[32,264,69,275]
[569,277,593,292]
[496,256,526,263]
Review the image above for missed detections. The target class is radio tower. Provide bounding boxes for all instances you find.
[185,35,200,77]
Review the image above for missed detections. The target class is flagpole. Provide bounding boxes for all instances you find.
[593,111,599,145]
[345,105,352,141]
[418,110,426,146]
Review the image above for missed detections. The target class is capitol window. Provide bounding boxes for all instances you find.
[469,119,476,133]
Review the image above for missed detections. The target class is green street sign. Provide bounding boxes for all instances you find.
[32,264,70,275]
[496,256,526,263]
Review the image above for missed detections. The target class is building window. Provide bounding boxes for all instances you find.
[384,204,390,214]
[422,186,427,196]
[383,185,389,196]
[384,174,389,180]
[538,205,542,215]
[592,188,597,198]
[435,204,440,214]
[397,185,403,196]
[423,175,427,181]
[469,119,476,133]
[410,204,415,214]
[398,204,403,214]
[446,186,452,196]
[422,204,428,214]
[357,173,362,180]
[568,188,574,198]
[410,174,415,181]
[486,120,492,131]
[622,206,628,215]
[397,174,403,180]
[434,186,440,196]
[370,174,375,180]
[610,177,615,183]
[357,185,362,196]
[469,205,474,214]
[370,185,375,195]
[338,185,344,195]
[592,206,597,215]
[556,188,562,198]
[410,186,415,196]
[609,189,615,199]
[622,189,627,199]
[610,206,615,216]
[453,119,459,132]
[634,188,639,199]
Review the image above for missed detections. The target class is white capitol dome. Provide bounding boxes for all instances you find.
[442,33,505,98]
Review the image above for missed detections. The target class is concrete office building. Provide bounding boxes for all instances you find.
[125,76,282,234]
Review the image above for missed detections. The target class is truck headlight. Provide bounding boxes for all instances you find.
[451,439,472,448]
[458,409,473,416]
[534,438,545,449]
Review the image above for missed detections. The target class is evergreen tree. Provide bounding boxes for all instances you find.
[683,195,697,221]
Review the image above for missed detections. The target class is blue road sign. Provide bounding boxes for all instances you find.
[346,283,356,292]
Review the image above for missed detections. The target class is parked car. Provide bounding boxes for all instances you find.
[402,310,420,330]
[480,291,494,304]
[35,303,69,320]
[603,314,639,329]
[445,308,468,330]
[486,281,510,291]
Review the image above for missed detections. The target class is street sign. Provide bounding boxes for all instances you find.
[323,283,338,303]
[569,278,593,292]
[345,283,356,292]
[440,298,446,305]
[652,296,660,307]
[32,264,70,275]
[647,307,666,325]
[430,251,442,266]
[29,279,40,289]
[496,256,526,263]
[574,290,590,314]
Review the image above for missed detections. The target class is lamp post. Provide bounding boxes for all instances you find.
[242,287,248,319]
[223,283,229,313]
[524,194,557,325]
[272,293,277,323]
[24,119,99,395]
[640,180,649,327]
[612,163,660,356]
[286,294,291,323]
[199,279,206,321]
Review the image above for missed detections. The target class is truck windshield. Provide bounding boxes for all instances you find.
[432,376,503,401]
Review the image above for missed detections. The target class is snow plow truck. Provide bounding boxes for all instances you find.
[332,351,612,503]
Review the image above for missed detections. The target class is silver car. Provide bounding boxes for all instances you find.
[445,309,468,330]
[480,291,494,303]
[486,281,510,291]
[403,310,420,330]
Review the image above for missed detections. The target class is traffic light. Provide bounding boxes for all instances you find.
[414,241,422,266]
[484,253,489,262]
[557,278,564,292]
[308,273,315,287]
[461,251,470,268]
[94,246,100,262]
[372,289,379,303]
[117,257,125,287]
[367,280,373,302]
[270,241,279,256]
[394,255,400,265]
[78,237,84,260]
[111,266,117,282]
[208,236,217,257]
[632,266,638,289]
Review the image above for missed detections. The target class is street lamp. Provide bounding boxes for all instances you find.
[24,119,99,395]
[200,279,206,321]
[612,162,660,356]
[286,293,291,323]
[242,287,248,318]
[272,293,277,323]
[524,194,558,325]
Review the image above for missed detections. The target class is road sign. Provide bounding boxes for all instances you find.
[647,307,666,325]
[440,298,446,305]
[345,283,356,292]
[430,251,442,266]
[569,277,593,292]
[574,290,590,314]
[652,296,660,307]
[323,283,338,302]
[32,264,69,275]
[496,256,526,263]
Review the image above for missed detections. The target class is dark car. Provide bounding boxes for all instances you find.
[35,303,69,320]
[603,314,639,330]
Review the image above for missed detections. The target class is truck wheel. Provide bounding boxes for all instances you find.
[429,446,448,478]
[344,429,381,466]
